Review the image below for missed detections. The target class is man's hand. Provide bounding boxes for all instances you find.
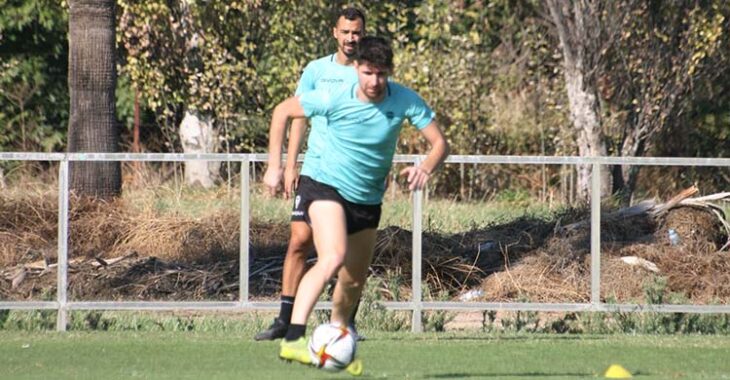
[263,166,283,196]
[399,166,431,191]
[283,167,300,199]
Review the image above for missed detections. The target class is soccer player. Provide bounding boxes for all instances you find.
[255,7,366,342]
[264,36,449,372]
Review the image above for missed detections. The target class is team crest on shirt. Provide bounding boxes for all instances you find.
[386,111,394,119]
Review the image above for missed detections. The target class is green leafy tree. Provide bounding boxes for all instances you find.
[372,0,564,198]
[602,1,729,199]
[546,0,729,202]
[119,0,271,186]
[0,0,68,153]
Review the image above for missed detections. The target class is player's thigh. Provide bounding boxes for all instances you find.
[309,200,348,259]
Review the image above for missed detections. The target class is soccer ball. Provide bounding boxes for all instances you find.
[308,323,357,371]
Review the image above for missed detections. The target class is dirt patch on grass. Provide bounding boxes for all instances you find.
[1,190,728,304]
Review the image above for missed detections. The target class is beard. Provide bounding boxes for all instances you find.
[365,86,384,98]
[343,43,357,57]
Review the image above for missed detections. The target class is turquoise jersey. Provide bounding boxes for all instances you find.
[295,54,358,177]
[299,82,435,205]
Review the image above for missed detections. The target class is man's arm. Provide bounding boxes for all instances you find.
[264,96,307,196]
[283,63,317,198]
[400,120,449,191]
[283,118,308,198]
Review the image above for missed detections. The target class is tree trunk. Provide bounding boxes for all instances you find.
[179,111,219,188]
[611,129,646,204]
[564,70,609,202]
[67,0,121,198]
[546,0,610,204]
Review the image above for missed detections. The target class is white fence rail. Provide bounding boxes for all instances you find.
[1,152,730,332]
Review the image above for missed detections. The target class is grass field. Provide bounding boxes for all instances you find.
[2,331,729,379]
[136,182,557,233]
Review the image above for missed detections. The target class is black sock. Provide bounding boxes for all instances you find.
[279,295,295,324]
[285,324,306,341]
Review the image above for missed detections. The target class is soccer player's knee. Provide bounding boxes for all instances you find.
[286,236,312,261]
[286,243,308,260]
[289,236,310,253]
[320,255,345,277]
[289,222,312,248]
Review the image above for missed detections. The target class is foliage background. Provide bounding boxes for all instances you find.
[1,0,729,199]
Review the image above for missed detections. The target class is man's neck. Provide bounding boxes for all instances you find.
[335,51,355,66]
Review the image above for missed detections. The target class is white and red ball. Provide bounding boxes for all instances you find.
[308,323,357,371]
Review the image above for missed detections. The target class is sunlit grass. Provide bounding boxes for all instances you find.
[121,180,560,233]
[2,166,564,233]
[1,330,729,379]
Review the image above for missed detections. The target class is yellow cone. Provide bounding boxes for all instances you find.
[604,364,632,378]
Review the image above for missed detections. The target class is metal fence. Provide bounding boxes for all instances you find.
[1,152,730,332]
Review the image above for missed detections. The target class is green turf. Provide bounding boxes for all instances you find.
[1,331,729,379]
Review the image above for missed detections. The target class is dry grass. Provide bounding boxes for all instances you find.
[1,174,728,306]
[482,206,730,304]
[0,183,58,266]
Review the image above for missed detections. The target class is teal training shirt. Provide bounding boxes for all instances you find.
[295,54,358,177]
[299,82,435,205]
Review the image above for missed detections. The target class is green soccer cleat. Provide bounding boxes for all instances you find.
[345,358,363,376]
[279,337,312,366]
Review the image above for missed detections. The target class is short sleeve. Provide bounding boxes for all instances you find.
[298,90,332,118]
[295,63,317,96]
[406,93,435,130]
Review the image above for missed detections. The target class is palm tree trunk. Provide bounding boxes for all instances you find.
[67,0,121,198]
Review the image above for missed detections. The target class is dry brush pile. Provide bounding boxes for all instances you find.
[1,187,728,305]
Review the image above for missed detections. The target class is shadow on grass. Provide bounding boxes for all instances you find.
[433,335,607,341]
[311,372,636,380]
[312,375,378,380]
[424,370,648,378]
[367,335,608,342]
[424,372,593,378]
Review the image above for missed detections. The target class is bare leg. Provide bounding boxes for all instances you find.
[290,200,348,325]
[254,221,314,341]
[331,228,377,326]
[281,221,313,297]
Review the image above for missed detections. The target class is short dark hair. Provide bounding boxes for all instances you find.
[336,7,366,27]
[354,36,393,69]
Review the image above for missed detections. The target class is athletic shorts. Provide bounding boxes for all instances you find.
[290,176,381,235]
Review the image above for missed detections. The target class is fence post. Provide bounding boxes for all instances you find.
[3,153,729,328]
[240,158,250,305]
[56,159,69,331]
[590,163,601,306]
[411,157,423,332]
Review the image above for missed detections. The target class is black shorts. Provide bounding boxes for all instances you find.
[290,176,381,235]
